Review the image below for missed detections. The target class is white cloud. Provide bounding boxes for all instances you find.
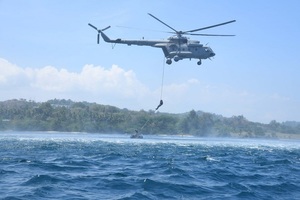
[0,58,27,85]
[0,58,153,110]
[31,66,78,92]
[0,58,149,97]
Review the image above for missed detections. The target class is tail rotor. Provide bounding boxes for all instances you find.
[88,23,111,44]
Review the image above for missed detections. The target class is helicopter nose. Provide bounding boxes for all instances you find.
[210,52,215,57]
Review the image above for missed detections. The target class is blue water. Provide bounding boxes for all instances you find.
[0,132,300,199]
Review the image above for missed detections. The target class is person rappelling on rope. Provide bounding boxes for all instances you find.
[155,99,163,110]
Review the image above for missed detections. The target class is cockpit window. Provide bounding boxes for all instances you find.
[205,47,213,52]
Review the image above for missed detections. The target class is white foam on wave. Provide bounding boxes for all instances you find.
[1,131,300,150]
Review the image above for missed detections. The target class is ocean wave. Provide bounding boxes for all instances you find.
[22,174,63,186]
[1,131,300,199]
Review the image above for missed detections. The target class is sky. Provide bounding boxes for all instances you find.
[0,0,300,123]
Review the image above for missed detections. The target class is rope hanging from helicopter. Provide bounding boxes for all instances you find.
[134,57,165,135]
[159,57,165,102]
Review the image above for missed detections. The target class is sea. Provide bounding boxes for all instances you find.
[0,131,299,200]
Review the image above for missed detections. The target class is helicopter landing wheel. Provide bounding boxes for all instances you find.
[197,60,202,65]
[166,59,172,65]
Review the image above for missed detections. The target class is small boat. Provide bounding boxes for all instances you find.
[130,130,143,139]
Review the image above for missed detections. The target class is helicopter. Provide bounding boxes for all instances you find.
[88,13,236,65]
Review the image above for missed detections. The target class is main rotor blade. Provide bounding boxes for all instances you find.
[148,13,178,33]
[189,33,236,36]
[88,23,98,31]
[185,20,236,33]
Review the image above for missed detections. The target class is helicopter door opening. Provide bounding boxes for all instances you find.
[169,44,178,52]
